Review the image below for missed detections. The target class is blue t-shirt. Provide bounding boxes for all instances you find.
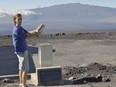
[12,26,28,54]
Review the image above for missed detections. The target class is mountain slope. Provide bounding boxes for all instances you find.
[1,3,116,35]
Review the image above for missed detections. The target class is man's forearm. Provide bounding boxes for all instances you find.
[27,29,38,37]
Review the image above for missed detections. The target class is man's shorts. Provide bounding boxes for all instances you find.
[16,51,29,72]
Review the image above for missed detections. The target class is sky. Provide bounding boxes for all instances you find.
[0,0,116,10]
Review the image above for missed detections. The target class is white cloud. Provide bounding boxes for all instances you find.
[0,14,6,18]
[0,8,36,18]
[11,9,36,16]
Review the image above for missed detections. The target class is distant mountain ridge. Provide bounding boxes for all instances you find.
[1,3,116,35]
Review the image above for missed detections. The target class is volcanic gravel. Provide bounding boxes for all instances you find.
[62,62,116,84]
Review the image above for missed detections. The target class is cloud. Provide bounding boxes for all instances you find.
[11,9,36,16]
[0,14,6,18]
[0,8,36,18]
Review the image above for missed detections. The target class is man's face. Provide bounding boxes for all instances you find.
[15,16,22,26]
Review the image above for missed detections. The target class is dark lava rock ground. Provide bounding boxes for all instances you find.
[62,62,116,84]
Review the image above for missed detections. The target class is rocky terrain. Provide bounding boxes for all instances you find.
[1,32,116,87]
[1,32,116,45]
[63,62,116,84]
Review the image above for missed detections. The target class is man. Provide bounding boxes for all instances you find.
[12,13,44,87]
